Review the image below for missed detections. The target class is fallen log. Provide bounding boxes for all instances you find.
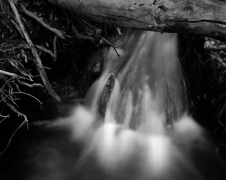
[49,0,226,40]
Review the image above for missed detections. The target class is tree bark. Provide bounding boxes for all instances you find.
[49,0,226,40]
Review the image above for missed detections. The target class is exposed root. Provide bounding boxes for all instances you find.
[7,0,60,102]
[20,4,65,39]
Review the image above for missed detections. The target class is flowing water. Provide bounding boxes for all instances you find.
[2,31,226,180]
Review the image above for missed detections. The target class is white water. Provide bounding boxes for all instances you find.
[30,31,226,180]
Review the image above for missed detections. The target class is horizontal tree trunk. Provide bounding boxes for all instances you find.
[49,0,226,40]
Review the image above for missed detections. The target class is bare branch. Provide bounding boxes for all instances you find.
[0,119,27,155]
[215,120,226,136]
[12,91,42,105]
[36,45,55,58]
[0,114,10,123]
[100,37,125,58]
[7,0,61,102]
[0,69,18,77]
[0,114,10,118]
[53,35,57,62]
[20,4,65,39]
[17,80,43,88]
[0,44,28,53]
[11,19,24,38]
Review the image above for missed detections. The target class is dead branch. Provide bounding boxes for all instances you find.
[0,114,10,118]
[36,45,55,58]
[7,59,34,81]
[49,0,226,41]
[10,19,24,38]
[0,69,18,77]
[17,80,43,88]
[53,35,57,62]
[0,94,27,121]
[7,0,61,102]
[214,119,226,136]
[100,37,126,48]
[100,37,124,58]
[1,76,17,91]
[0,43,56,59]
[0,44,28,53]
[15,83,21,93]
[0,119,27,155]
[1,89,18,107]
[0,114,10,123]
[12,91,42,105]
[20,4,65,39]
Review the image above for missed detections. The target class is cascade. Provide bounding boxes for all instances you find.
[30,31,226,180]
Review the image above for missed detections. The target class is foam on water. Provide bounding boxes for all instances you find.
[43,31,226,180]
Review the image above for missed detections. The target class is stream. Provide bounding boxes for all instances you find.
[1,31,226,180]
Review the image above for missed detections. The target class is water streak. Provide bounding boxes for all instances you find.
[31,31,226,180]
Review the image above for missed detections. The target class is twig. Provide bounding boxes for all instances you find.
[0,91,15,104]
[0,114,10,123]
[214,119,226,135]
[100,36,125,48]
[15,83,21,92]
[11,19,24,38]
[0,69,18,77]
[1,88,42,105]
[1,76,16,91]
[0,119,27,155]
[0,94,29,129]
[100,37,125,58]
[7,59,33,81]
[7,0,61,102]
[12,91,42,105]
[36,45,55,58]
[53,35,57,62]
[1,89,18,107]
[0,94,28,123]
[20,4,65,39]
[0,44,28,53]
[17,80,43,88]
[0,114,10,118]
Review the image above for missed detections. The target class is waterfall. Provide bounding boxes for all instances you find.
[30,31,226,180]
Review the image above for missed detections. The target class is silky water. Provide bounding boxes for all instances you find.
[25,31,226,180]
